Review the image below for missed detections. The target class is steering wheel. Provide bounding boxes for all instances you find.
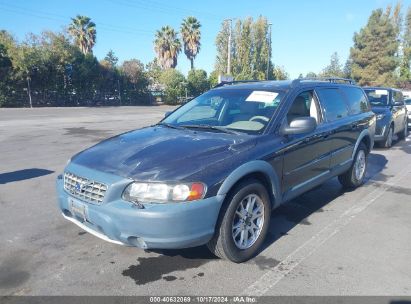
[249,116,270,124]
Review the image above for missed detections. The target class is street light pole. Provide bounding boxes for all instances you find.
[224,19,233,75]
[117,79,122,106]
[266,23,272,80]
[27,76,33,108]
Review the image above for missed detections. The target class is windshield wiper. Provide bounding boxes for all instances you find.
[155,122,186,130]
[180,124,242,135]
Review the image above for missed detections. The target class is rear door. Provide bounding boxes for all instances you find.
[340,86,371,152]
[316,87,353,169]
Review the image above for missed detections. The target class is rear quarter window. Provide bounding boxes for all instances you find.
[316,88,349,122]
[341,87,370,114]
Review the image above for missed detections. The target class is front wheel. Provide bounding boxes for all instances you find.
[398,119,408,140]
[207,179,271,263]
[338,142,368,189]
[380,125,394,148]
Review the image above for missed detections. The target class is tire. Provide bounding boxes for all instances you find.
[338,142,368,189]
[379,125,394,148]
[207,179,271,263]
[398,119,408,141]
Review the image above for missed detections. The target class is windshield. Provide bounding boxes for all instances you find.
[405,98,411,105]
[162,88,284,134]
[364,89,389,106]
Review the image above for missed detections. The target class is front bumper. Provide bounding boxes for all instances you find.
[56,164,225,249]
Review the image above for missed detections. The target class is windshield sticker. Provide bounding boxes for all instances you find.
[375,89,388,95]
[246,91,279,103]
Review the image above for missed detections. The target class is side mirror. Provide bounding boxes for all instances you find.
[164,111,172,118]
[281,117,317,135]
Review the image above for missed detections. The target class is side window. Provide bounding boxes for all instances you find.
[287,90,322,124]
[316,88,349,122]
[392,91,404,105]
[341,87,370,114]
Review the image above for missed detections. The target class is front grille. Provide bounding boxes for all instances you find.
[64,172,107,204]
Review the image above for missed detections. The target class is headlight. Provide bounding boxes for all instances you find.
[376,114,385,120]
[122,182,206,203]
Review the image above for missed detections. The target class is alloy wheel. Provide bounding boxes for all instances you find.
[231,194,265,250]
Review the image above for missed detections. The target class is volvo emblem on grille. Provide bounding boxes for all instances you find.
[74,182,82,193]
[74,181,93,193]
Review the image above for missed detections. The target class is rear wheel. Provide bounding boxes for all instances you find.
[338,142,368,189]
[207,179,271,263]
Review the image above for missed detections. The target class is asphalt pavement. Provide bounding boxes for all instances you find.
[0,106,410,297]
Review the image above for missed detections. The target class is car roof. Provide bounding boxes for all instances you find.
[363,86,395,91]
[213,79,359,92]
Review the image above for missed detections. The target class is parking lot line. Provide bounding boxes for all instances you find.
[242,165,411,296]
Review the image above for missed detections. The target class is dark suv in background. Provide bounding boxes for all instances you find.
[57,78,376,262]
[364,87,408,148]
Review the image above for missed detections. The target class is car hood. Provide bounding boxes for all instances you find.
[71,126,256,181]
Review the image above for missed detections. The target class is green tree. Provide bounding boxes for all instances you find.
[0,42,12,107]
[231,18,254,80]
[214,20,230,74]
[119,59,149,105]
[120,59,146,88]
[215,17,271,80]
[343,58,353,79]
[251,16,271,80]
[154,26,181,69]
[159,69,185,104]
[104,49,118,68]
[0,28,152,107]
[208,70,219,88]
[305,72,317,78]
[68,15,97,55]
[401,6,411,80]
[146,58,162,84]
[181,17,201,70]
[272,66,289,80]
[187,69,209,96]
[350,8,399,86]
[319,52,344,78]
[0,43,12,73]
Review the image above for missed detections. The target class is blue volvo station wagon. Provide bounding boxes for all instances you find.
[57,78,376,262]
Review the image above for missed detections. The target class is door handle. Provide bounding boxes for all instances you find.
[323,132,332,139]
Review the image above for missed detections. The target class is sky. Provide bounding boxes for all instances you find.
[1,0,410,78]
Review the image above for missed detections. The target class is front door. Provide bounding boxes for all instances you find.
[281,89,332,198]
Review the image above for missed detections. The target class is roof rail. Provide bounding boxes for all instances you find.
[213,80,264,88]
[292,77,356,86]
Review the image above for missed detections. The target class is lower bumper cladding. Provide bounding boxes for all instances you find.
[57,177,225,249]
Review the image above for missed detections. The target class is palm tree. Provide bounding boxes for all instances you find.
[68,15,96,55]
[181,17,201,70]
[154,26,181,69]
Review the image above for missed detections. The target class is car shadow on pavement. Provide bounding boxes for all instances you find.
[0,168,54,184]
[122,246,216,285]
[260,152,388,253]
